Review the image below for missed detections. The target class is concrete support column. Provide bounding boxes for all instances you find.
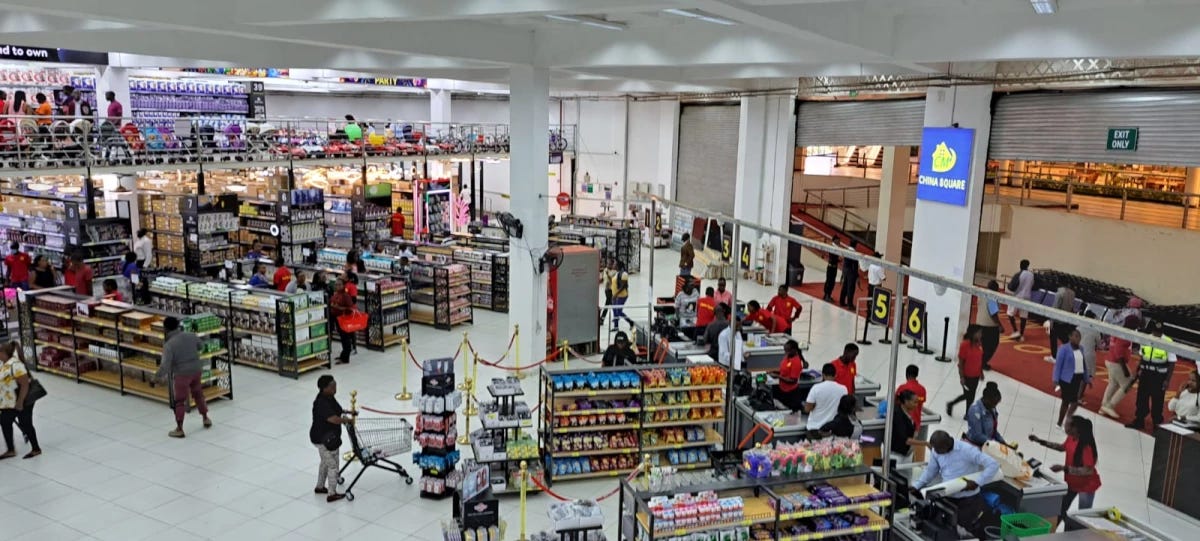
[908,67,995,350]
[657,100,681,199]
[1186,167,1200,207]
[430,89,452,125]
[508,65,550,364]
[734,95,796,284]
[876,146,910,287]
[96,66,129,120]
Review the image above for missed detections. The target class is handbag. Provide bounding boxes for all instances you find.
[337,309,368,333]
[321,430,342,451]
[11,363,46,407]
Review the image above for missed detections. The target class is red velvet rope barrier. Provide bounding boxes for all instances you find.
[527,466,640,502]
[360,406,419,416]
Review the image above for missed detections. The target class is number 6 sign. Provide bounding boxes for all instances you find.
[903,297,927,342]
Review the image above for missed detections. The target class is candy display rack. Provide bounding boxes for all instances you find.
[469,376,544,495]
[538,363,729,486]
[361,274,410,351]
[414,357,463,499]
[617,466,893,541]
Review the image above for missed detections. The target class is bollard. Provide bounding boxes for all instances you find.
[458,332,472,391]
[514,324,526,379]
[395,338,413,401]
[561,340,569,369]
[879,319,894,345]
[466,353,480,416]
[518,460,529,541]
[919,314,935,355]
[934,317,952,362]
[856,297,872,346]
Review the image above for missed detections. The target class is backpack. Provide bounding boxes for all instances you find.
[1007,271,1022,293]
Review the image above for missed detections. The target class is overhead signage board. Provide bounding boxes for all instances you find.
[0,44,108,65]
[338,77,427,88]
[1107,127,1139,152]
[916,127,975,207]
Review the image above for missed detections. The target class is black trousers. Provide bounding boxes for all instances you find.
[980,326,1000,366]
[839,277,857,307]
[337,327,354,363]
[772,385,806,412]
[1,404,39,452]
[1133,368,1169,424]
[949,377,981,410]
[823,265,838,299]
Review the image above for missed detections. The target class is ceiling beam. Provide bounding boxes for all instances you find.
[235,0,679,26]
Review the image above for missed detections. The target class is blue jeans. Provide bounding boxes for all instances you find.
[613,296,633,327]
[679,266,692,277]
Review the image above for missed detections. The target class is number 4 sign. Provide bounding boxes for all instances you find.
[739,242,752,271]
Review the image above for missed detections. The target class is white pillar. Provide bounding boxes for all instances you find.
[430,89,452,125]
[96,66,129,120]
[909,68,995,349]
[877,146,910,285]
[657,100,681,199]
[735,96,796,285]
[1186,167,1200,207]
[508,65,550,365]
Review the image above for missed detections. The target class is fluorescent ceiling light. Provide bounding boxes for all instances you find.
[544,14,625,31]
[1030,0,1057,14]
[662,8,737,26]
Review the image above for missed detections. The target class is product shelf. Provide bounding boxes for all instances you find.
[554,468,637,481]
[553,422,642,434]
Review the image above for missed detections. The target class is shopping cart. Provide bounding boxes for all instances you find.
[337,416,415,500]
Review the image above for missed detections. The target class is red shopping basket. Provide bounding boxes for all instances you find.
[338,310,369,333]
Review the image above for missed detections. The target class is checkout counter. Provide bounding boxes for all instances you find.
[1147,422,1200,523]
[731,376,889,446]
[636,319,808,370]
[1064,507,1174,540]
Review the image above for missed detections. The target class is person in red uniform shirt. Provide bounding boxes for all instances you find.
[66,252,93,297]
[832,343,859,396]
[746,300,787,333]
[273,264,293,292]
[1029,416,1101,525]
[772,340,808,411]
[391,206,406,238]
[947,325,984,418]
[766,284,802,333]
[895,364,927,430]
[696,287,717,328]
[4,242,31,290]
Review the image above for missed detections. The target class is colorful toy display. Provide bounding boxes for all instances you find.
[742,439,864,478]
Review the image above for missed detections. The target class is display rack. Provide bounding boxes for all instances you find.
[410,261,473,330]
[555,215,641,273]
[180,194,240,276]
[452,247,509,313]
[469,376,545,495]
[128,77,249,129]
[324,196,354,250]
[617,466,893,541]
[139,194,186,271]
[418,179,455,243]
[22,289,233,405]
[413,357,463,499]
[276,290,332,378]
[0,196,131,280]
[277,188,325,265]
[361,275,410,351]
[538,363,728,486]
[355,182,394,248]
[237,198,280,261]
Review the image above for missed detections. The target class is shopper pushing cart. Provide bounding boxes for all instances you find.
[310,377,414,502]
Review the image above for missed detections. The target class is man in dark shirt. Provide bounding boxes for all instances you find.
[602,331,637,366]
[839,240,860,308]
[891,389,927,458]
[823,238,841,302]
[703,303,730,360]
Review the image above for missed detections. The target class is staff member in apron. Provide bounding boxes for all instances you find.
[1126,322,1177,430]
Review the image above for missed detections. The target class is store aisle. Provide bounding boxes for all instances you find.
[0,247,1190,540]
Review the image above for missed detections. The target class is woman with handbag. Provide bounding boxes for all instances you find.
[1,341,42,459]
[310,375,353,502]
[330,278,356,365]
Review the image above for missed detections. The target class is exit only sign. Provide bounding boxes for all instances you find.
[1107,127,1139,151]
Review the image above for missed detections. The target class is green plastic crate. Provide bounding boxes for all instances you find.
[311,323,327,338]
[1000,513,1052,538]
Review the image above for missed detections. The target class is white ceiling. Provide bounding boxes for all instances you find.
[5,0,1200,93]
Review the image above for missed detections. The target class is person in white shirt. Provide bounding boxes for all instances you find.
[866,253,885,290]
[132,228,153,269]
[718,318,746,371]
[1169,371,1200,423]
[805,363,848,431]
[1006,259,1035,341]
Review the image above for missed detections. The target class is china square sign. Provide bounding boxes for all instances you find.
[916,127,975,207]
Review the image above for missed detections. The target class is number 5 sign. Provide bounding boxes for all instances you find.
[903,297,927,342]
[869,286,892,326]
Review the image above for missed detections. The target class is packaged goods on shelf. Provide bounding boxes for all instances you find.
[415,356,461,499]
[743,440,864,478]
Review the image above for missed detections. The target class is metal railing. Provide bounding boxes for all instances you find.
[989,169,1200,230]
[797,188,913,256]
[0,114,577,176]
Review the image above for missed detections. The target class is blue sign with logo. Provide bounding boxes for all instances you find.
[916,127,975,206]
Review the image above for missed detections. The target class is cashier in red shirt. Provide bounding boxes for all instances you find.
[273,264,293,292]
[832,343,859,396]
[895,364,927,430]
[696,287,717,328]
[766,285,802,333]
[745,300,787,333]
[65,253,94,297]
[777,340,807,390]
[5,242,31,289]
[391,207,406,237]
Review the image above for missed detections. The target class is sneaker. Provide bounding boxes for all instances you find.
[1008,332,1021,339]
[1099,406,1119,418]
[314,487,329,494]
[203,417,213,429]
[169,429,186,438]
[1043,356,1054,363]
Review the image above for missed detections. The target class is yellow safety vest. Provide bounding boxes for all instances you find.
[1139,336,1173,364]
[611,272,628,298]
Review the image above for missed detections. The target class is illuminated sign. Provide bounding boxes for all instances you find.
[916,127,975,207]
[338,77,427,88]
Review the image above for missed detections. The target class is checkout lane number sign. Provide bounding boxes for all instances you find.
[903,297,927,342]
[869,286,893,326]
[916,127,976,207]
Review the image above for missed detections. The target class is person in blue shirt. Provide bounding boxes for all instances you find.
[912,431,1001,537]
[965,382,1006,446]
[248,263,270,288]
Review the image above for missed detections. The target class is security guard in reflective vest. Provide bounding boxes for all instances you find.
[1127,322,1177,430]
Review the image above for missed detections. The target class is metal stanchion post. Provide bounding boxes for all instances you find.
[518,461,529,541]
[395,338,413,401]
[648,199,657,365]
[561,340,569,369]
[882,285,904,481]
[514,325,526,379]
[919,313,934,355]
[643,453,652,491]
[457,332,471,390]
[935,317,952,362]
[343,390,359,462]
[466,353,480,416]
[856,297,872,345]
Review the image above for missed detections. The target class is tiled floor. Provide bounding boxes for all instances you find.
[2,248,1195,540]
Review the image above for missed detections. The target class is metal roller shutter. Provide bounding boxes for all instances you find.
[796,99,925,146]
[676,104,740,216]
[990,89,1200,166]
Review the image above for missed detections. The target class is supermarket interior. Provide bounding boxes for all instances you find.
[6,2,1200,541]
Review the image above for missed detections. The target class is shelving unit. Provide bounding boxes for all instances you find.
[539,363,728,486]
[0,196,132,280]
[277,189,325,265]
[180,194,240,276]
[139,194,186,271]
[555,215,641,273]
[452,247,509,313]
[361,275,410,351]
[276,290,332,378]
[469,377,544,495]
[237,198,281,261]
[413,357,462,499]
[22,289,233,405]
[409,261,472,330]
[355,182,394,248]
[617,466,893,541]
[324,196,354,250]
[128,77,249,130]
